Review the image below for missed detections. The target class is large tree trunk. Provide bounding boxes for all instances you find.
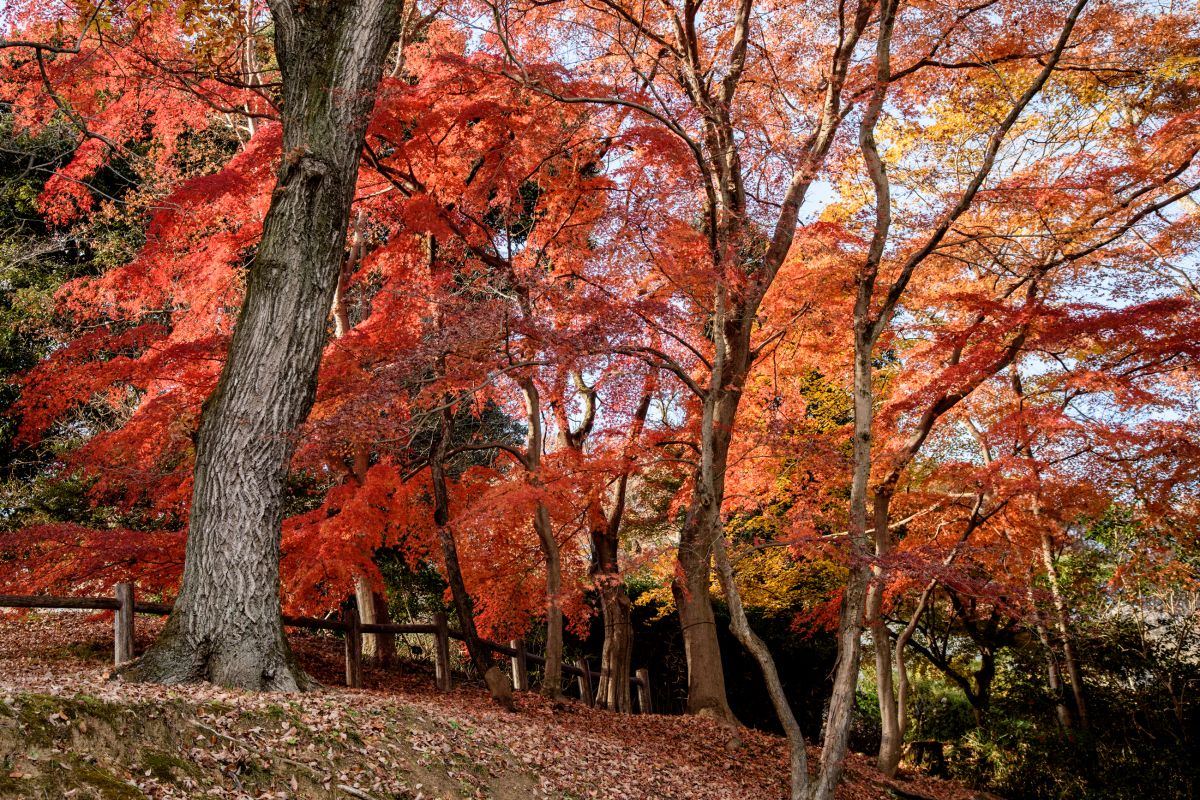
[125,0,403,690]
[672,391,738,721]
[595,575,633,711]
[673,506,733,720]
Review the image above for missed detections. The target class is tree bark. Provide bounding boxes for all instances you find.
[808,334,876,800]
[534,502,564,699]
[1040,531,1088,729]
[1026,575,1072,728]
[672,389,739,721]
[714,537,809,799]
[868,490,902,777]
[518,378,565,699]
[591,393,643,712]
[595,573,634,712]
[124,0,404,690]
[430,405,514,710]
[354,574,394,665]
[558,380,644,713]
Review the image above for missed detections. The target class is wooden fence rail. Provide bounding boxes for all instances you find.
[0,584,652,713]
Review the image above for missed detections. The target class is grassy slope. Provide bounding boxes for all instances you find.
[0,615,988,800]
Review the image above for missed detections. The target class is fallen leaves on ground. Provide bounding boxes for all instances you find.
[0,612,991,800]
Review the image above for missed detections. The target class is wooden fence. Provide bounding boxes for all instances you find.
[0,584,653,712]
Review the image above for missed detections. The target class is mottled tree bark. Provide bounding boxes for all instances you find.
[672,387,740,721]
[125,0,405,690]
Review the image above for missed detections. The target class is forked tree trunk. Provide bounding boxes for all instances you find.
[592,417,641,712]
[558,382,644,712]
[125,0,404,690]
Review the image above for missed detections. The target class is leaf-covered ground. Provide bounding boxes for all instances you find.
[0,613,991,800]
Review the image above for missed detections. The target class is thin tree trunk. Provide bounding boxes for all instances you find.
[1040,532,1088,729]
[1027,576,1072,728]
[868,489,902,776]
[353,575,394,665]
[534,502,564,699]
[125,0,404,690]
[875,491,988,775]
[430,406,514,710]
[354,575,377,660]
[893,579,938,759]
[334,212,393,666]
[808,337,876,800]
[517,377,565,699]
[714,538,809,800]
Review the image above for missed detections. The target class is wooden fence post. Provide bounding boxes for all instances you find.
[636,668,652,713]
[575,658,594,706]
[433,612,451,692]
[342,604,362,689]
[113,583,134,666]
[510,639,529,691]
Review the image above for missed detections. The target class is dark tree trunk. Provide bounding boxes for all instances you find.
[430,406,514,710]
[593,482,632,712]
[125,0,404,691]
[517,378,565,700]
[592,456,636,712]
[1028,576,1073,728]
[595,575,633,712]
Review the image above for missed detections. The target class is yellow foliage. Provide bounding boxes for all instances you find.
[630,545,845,620]
[711,547,846,618]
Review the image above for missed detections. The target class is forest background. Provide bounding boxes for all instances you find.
[1,0,1199,798]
